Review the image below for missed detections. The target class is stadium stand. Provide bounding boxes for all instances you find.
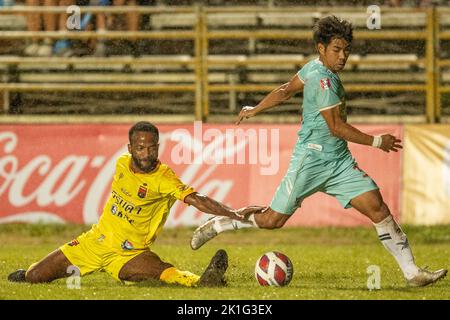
[0,3,449,122]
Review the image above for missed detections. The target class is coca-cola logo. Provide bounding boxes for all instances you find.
[0,124,399,227]
[0,125,277,226]
[0,130,126,224]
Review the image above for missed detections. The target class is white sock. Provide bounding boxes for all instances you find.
[373,215,420,279]
[214,214,258,233]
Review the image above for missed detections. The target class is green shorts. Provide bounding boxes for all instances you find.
[270,145,378,215]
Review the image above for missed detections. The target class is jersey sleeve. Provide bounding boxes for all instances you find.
[159,167,195,201]
[297,66,307,83]
[309,73,341,111]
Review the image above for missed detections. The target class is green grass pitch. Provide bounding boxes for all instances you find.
[0,224,449,300]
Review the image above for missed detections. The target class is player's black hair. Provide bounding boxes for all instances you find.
[313,15,353,47]
[128,121,159,143]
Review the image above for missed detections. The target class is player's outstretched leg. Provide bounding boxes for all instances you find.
[120,250,201,287]
[191,208,290,250]
[351,189,448,287]
[8,249,72,283]
[374,214,448,287]
[198,249,228,287]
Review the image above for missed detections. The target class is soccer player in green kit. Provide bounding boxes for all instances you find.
[191,15,447,287]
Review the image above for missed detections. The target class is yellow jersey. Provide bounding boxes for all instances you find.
[93,153,195,252]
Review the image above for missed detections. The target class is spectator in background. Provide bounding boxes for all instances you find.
[53,0,139,57]
[94,0,139,56]
[0,0,16,7]
[386,0,403,6]
[387,0,446,6]
[53,0,104,57]
[417,0,445,6]
[24,0,74,56]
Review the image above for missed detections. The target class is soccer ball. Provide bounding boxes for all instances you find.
[255,251,293,287]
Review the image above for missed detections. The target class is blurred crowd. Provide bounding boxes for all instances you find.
[21,0,142,57]
[1,0,449,57]
[386,0,450,6]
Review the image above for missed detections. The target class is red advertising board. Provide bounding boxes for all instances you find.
[0,123,402,227]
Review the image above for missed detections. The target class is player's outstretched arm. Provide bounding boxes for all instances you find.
[320,106,402,152]
[236,74,304,125]
[184,192,264,220]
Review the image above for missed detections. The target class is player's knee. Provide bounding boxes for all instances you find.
[368,202,391,223]
[373,200,390,215]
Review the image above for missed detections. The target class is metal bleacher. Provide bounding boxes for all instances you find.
[0,5,449,123]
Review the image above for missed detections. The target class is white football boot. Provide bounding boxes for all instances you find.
[191,216,248,250]
[406,268,447,287]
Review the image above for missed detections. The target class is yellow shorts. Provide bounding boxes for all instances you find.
[60,228,144,282]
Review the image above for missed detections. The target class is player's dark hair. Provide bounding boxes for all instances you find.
[313,15,353,47]
[129,121,159,143]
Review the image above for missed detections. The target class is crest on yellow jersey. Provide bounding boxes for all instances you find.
[138,184,147,198]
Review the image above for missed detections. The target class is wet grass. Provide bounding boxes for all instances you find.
[0,224,449,300]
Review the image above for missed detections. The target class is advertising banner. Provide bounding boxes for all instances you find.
[0,123,402,227]
[402,125,450,225]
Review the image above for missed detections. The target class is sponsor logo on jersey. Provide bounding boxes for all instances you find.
[121,188,132,197]
[111,204,118,215]
[138,184,147,198]
[110,191,141,225]
[320,78,331,90]
[307,143,323,152]
[121,239,134,251]
[111,191,141,214]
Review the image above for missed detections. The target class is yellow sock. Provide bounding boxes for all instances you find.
[159,267,200,287]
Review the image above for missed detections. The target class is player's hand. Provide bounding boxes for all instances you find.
[236,106,257,125]
[380,134,402,152]
[233,205,266,221]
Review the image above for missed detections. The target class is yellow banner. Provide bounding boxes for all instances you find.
[403,125,450,225]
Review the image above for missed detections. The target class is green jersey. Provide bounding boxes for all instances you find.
[270,59,378,214]
[297,58,349,159]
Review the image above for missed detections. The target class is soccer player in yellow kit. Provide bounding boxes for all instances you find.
[8,121,260,287]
